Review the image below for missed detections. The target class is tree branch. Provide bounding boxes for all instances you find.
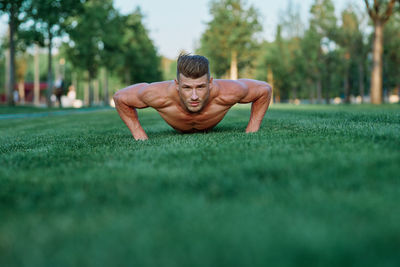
[382,0,396,23]
[364,0,375,19]
[374,0,379,14]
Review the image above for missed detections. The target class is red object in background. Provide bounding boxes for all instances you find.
[0,82,48,103]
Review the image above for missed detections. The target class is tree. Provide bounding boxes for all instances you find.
[64,0,112,106]
[337,7,364,103]
[299,28,321,102]
[199,0,262,79]
[364,0,398,104]
[308,0,337,103]
[117,9,162,85]
[259,25,291,102]
[382,10,400,99]
[0,0,30,106]
[29,0,85,106]
[99,6,124,105]
[278,2,304,102]
[64,2,161,106]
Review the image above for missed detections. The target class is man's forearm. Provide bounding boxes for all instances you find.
[114,101,148,140]
[246,87,272,133]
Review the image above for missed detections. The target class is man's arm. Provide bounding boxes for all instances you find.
[113,83,150,140]
[238,79,272,133]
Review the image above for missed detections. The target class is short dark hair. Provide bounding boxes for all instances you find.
[177,53,210,81]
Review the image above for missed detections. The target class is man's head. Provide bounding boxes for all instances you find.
[175,53,213,113]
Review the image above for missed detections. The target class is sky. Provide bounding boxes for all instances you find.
[0,0,364,59]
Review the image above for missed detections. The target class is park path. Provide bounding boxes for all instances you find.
[0,107,113,120]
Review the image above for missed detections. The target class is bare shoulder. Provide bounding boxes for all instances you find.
[214,79,271,105]
[213,79,249,105]
[114,80,174,109]
[140,80,175,108]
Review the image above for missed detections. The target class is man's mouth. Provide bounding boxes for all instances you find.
[189,102,200,107]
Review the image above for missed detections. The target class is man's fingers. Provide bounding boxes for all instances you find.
[134,135,149,141]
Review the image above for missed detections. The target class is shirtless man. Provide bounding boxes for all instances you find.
[113,53,272,140]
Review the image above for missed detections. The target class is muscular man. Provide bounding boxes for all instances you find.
[113,53,272,140]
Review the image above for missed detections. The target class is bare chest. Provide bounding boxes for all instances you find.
[156,104,231,132]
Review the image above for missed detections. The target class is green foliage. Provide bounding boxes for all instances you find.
[161,57,177,80]
[257,26,295,100]
[1,0,400,105]
[29,0,84,39]
[117,9,162,84]
[99,5,125,75]
[256,0,343,102]
[199,0,262,77]
[0,0,30,27]
[254,0,399,103]
[28,0,86,106]
[64,0,112,78]
[383,11,400,90]
[309,0,337,38]
[0,0,32,105]
[64,3,161,85]
[0,105,400,266]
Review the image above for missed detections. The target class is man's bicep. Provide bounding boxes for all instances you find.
[114,83,149,108]
[238,79,271,103]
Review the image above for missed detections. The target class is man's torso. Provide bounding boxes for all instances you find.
[145,80,242,132]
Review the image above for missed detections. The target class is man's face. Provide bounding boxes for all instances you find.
[175,74,213,113]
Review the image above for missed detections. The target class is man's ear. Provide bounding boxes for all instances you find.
[209,77,214,89]
[174,79,179,91]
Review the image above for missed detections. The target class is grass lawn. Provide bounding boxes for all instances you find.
[0,104,399,267]
[0,105,73,114]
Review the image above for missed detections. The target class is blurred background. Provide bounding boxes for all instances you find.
[0,0,399,108]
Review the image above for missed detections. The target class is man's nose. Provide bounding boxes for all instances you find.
[191,89,199,100]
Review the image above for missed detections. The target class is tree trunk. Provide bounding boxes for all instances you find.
[84,71,89,106]
[358,61,365,103]
[94,78,99,105]
[344,67,350,104]
[397,84,400,104]
[103,68,109,106]
[310,89,315,104]
[46,30,53,107]
[292,87,297,101]
[267,66,274,104]
[18,80,25,104]
[230,50,238,80]
[316,79,322,104]
[88,72,94,107]
[34,44,40,106]
[8,17,16,106]
[325,83,330,104]
[72,72,77,95]
[370,19,383,104]
[308,79,315,104]
[5,48,10,103]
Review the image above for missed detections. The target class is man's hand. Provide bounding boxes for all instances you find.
[113,83,150,140]
[245,122,262,133]
[133,129,148,141]
[238,80,272,133]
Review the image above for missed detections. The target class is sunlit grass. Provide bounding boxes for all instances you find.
[0,104,399,267]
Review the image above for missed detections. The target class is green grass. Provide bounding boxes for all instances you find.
[0,104,399,267]
[0,105,69,114]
